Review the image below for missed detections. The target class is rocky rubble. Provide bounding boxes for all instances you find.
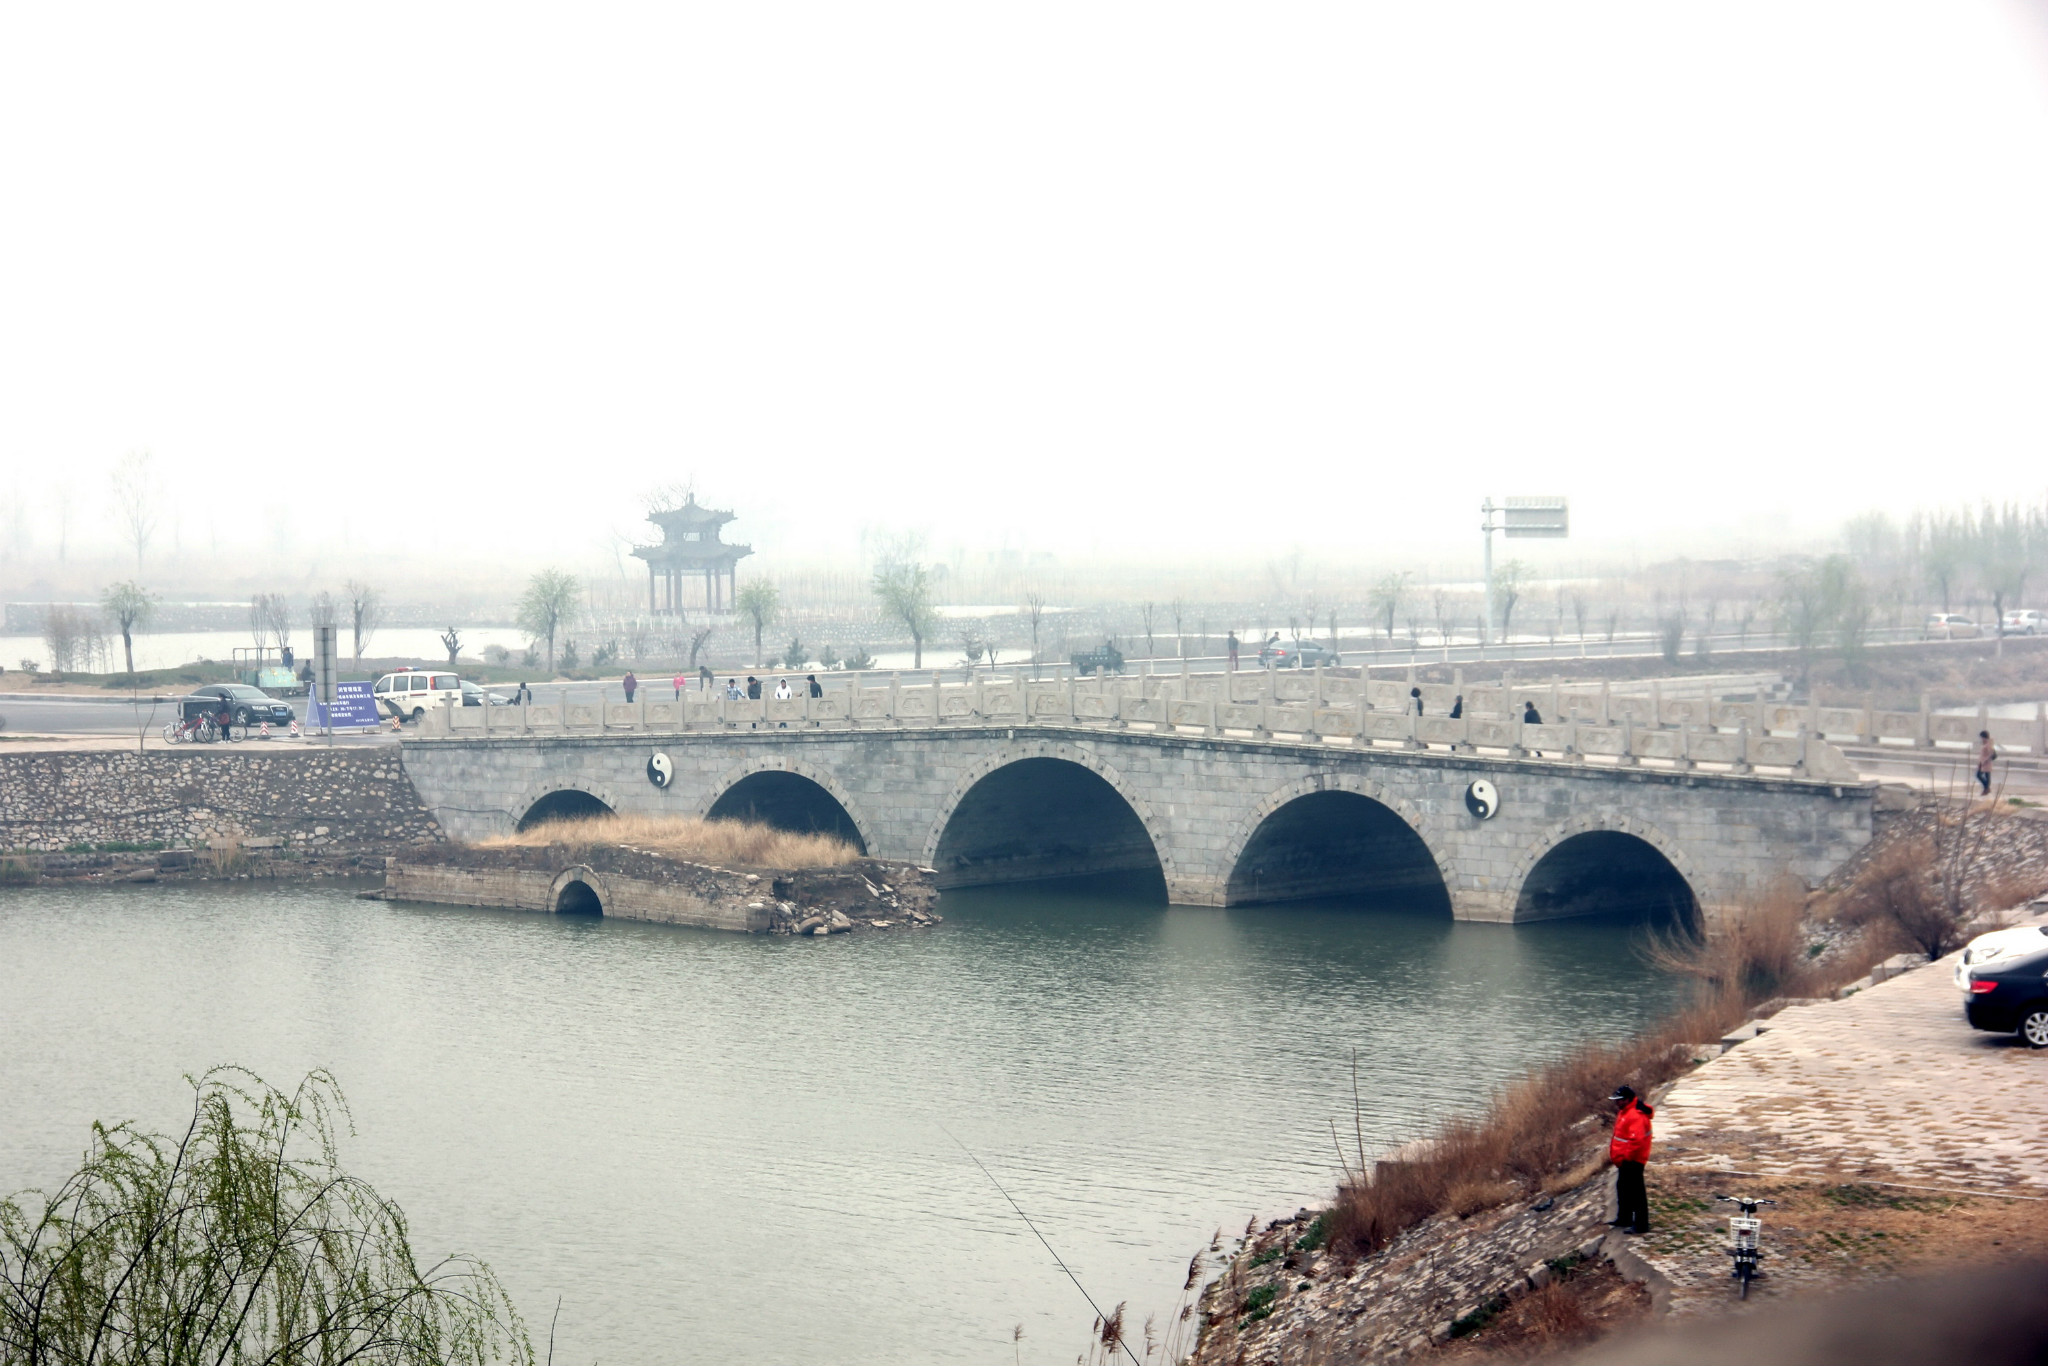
[1193,1174,1621,1365]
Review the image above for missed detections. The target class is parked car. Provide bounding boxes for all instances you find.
[190,683,295,730]
[1960,924,2048,1047]
[372,669,463,723]
[2000,609,2045,636]
[1257,638,1341,668]
[1922,613,1981,640]
[460,680,512,707]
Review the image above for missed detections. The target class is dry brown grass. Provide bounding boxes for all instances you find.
[473,813,859,869]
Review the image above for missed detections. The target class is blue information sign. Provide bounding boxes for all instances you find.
[306,680,382,731]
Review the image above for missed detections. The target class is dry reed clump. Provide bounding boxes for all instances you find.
[473,813,859,869]
[1641,886,1818,1001]
[203,837,248,876]
[1824,802,2048,960]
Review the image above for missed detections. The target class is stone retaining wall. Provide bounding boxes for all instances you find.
[0,748,441,854]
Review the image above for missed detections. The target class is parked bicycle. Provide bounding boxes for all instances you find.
[1714,1194,1776,1298]
[161,697,239,745]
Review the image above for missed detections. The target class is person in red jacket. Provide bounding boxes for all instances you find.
[1608,1084,1654,1234]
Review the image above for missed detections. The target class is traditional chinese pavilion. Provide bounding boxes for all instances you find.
[631,495,752,615]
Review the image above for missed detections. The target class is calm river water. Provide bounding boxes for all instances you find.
[0,878,1684,1364]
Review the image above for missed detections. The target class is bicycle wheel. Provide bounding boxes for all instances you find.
[222,722,243,743]
[198,718,219,744]
[162,722,182,744]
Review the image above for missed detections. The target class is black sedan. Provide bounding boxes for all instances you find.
[191,684,296,730]
[1963,933,2048,1047]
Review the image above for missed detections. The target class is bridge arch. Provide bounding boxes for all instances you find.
[515,783,619,831]
[924,741,1172,891]
[1222,774,1452,911]
[549,865,606,915]
[702,758,869,854]
[1507,815,1701,931]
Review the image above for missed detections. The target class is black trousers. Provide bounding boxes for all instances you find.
[1615,1161,1649,1232]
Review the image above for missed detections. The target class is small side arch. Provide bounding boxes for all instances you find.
[1220,772,1452,910]
[1507,815,1702,930]
[702,757,870,854]
[515,784,619,831]
[549,865,606,915]
[923,741,1173,890]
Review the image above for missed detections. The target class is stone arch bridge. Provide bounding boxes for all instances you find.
[401,722,1875,927]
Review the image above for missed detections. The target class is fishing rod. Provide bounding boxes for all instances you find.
[941,1125,1145,1366]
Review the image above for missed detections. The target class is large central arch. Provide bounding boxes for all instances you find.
[1224,784,1450,912]
[929,755,1166,890]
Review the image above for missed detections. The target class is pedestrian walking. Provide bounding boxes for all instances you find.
[1409,686,1424,716]
[1977,730,1997,796]
[807,673,823,698]
[622,670,638,703]
[673,673,684,700]
[1608,1084,1654,1234]
[1227,631,1240,671]
[1523,699,1546,757]
[700,665,714,691]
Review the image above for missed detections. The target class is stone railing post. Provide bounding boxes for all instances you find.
[2036,702,2047,757]
[1355,693,1370,749]
[1730,722,1752,774]
[1617,718,1637,766]
[1916,692,1932,748]
[889,672,902,726]
[1673,724,1695,771]
[1598,678,1611,726]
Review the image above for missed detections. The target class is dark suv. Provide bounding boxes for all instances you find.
[192,684,296,730]
[1962,927,2048,1047]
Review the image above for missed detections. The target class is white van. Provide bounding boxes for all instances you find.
[372,669,463,723]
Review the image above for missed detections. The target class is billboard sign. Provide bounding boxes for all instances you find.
[306,680,381,730]
[1502,496,1569,538]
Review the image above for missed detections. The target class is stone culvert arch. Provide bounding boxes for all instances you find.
[700,756,873,854]
[1219,771,1453,908]
[1506,813,1706,929]
[548,864,606,914]
[921,739,1175,885]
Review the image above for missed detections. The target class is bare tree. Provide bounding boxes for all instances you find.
[262,594,293,657]
[1975,501,2036,657]
[310,591,338,633]
[688,625,716,672]
[53,483,74,562]
[344,580,384,669]
[1023,592,1046,675]
[101,581,157,676]
[1139,602,1157,661]
[111,451,159,573]
[517,569,580,675]
[872,564,933,668]
[440,627,462,665]
[735,580,780,667]
[1369,573,1410,640]
[1569,591,1587,641]
[1492,560,1532,639]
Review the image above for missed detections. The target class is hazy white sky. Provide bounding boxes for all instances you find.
[4,3,2047,572]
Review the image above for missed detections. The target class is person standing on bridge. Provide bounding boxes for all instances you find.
[1607,1084,1654,1235]
[622,670,638,703]
[1227,631,1239,671]
[1449,695,1463,719]
[1409,686,1424,716]
[1977,730,1997,796]
[807,673,823,698]
[673,672,684,700]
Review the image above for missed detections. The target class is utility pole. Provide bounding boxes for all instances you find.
[1481,499,1499,647]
